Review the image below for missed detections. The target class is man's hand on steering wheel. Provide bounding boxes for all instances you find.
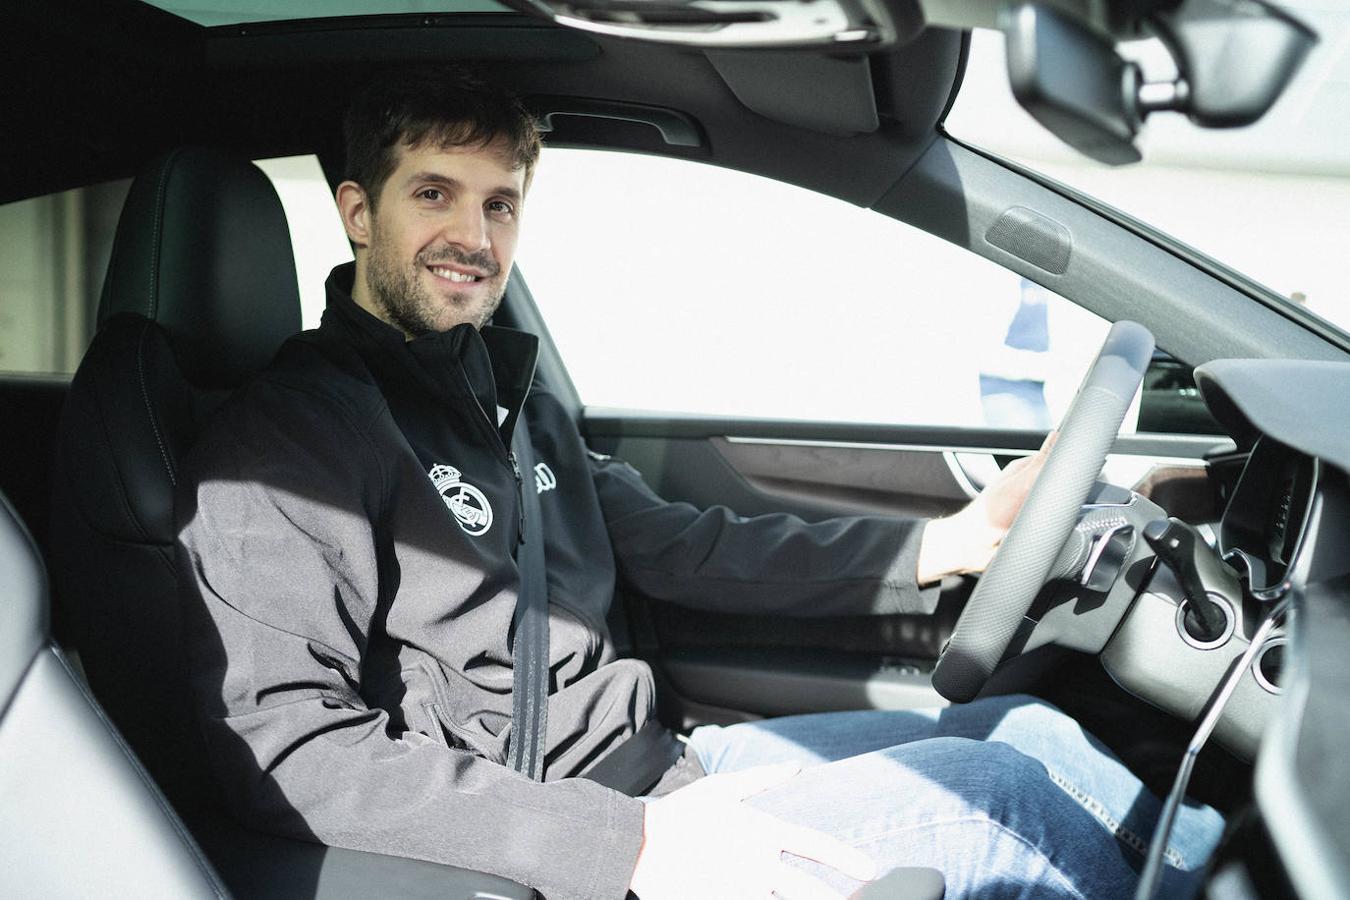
[916,432,1057,585]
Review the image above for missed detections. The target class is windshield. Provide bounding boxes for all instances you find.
[142,0,509,26]
[945,2,1350,338]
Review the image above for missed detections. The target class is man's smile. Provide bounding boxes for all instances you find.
[428,264,484,284]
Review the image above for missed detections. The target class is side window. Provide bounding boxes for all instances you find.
[254,155,353,328]
[0,155,347,377]
[518,149,1117,431]
[0,180,130,375]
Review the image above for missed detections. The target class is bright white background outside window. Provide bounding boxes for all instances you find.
[255,155,353,327]
[946,13,1350,330]
[259,150,1117,430]
[517,149,1109,427]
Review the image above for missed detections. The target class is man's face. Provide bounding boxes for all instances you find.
[346,137,525,336]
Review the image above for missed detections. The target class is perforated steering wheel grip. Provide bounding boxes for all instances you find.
[931,321,1155,702]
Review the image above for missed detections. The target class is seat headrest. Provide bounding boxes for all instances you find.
[99,147,303,389]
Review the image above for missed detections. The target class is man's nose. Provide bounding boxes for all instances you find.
[440,204,491,252]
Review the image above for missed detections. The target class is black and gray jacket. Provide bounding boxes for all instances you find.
[176,263,935,900]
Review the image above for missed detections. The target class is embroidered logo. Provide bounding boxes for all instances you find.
[428,464,493,537]
[534,462,557,495]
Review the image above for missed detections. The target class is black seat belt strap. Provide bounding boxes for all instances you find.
[580,719,687,797]
[507,420,549,780]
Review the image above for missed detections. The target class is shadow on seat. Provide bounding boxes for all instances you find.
[0,488,226,896]
[47,146,532,900]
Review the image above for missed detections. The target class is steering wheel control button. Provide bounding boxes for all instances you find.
[1253,637,1287,694]
[1175,593,1236,650]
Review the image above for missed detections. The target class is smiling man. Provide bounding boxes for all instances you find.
[176,68,1224,900]
[342,137,521,336]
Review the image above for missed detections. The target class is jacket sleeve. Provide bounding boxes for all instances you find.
[589,451,939,617]
[176,386,643,900]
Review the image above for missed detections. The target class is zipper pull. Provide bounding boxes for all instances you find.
[509,450,525,545]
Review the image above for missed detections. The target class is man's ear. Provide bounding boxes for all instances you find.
[336,180,372,247]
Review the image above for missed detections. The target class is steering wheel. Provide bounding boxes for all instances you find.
[931,320,1156,703]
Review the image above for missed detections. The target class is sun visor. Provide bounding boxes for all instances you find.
[707,50,879,135]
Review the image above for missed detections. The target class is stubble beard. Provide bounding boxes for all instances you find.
[366,229,505,336]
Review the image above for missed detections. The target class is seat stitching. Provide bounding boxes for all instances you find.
[147,149,182,320]
[137,323,177,487]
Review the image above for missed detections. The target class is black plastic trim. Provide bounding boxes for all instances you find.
[206,17,600,66]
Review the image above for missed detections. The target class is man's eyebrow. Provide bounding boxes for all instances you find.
[404,172,522,203]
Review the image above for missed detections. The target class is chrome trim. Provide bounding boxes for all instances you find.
[1082,495,1140,510]
[941,450,982,500]
[724,435,1038,455]
[1174,593,1236,651]
[1138,596,1292,899]
[1254,597,1344,900]
[1081,521,1133,586]
[1252,637,1287,695]
[722,435,1213,467]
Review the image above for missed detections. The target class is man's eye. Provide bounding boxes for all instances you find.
[487,200,515,217]
[418,188,443,202]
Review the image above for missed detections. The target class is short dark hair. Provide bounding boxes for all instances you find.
[343,67,542,206]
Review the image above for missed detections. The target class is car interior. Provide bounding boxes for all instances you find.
[2,0,1348,898]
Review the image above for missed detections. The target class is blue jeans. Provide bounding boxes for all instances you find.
[685,695,1224,899]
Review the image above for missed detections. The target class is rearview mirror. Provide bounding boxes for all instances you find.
[497,0,898,48]
[1002,0,1316,165]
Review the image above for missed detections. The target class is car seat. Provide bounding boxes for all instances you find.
[47,146,531,899]
[0,487,226,896]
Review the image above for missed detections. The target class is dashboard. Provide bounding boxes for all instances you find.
[1180,360,1350,897]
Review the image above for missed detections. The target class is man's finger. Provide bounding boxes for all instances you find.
[769,862,851,900]
[771,821,878,882]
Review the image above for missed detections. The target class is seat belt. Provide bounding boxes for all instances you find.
[580,719,687,797]
[508,417,683,795]
[506,422,549,781]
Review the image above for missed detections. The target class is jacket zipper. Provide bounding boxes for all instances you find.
[509,449,525,546]
[457,366,525,547]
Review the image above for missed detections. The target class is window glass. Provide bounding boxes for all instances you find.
[143,0,508,27]
[0,179,129,375]
[0,155,344,378]
[945,19,1350,335]
[255,155,353,328]
[518,149,1114,430]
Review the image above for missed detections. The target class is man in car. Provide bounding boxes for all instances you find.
[176,68,1224,900]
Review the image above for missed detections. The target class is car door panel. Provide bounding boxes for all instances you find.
[585,409,1230,720]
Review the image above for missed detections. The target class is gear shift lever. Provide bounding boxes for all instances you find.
[1143,518,1231,643]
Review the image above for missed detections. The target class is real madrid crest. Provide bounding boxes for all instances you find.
[428,464,493,537]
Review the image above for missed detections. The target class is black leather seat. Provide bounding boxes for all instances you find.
[0,488,227,897]
[48,146,532,900]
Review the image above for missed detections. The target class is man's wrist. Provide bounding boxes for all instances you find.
[916,511,1003,584]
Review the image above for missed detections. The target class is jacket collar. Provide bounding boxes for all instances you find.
[319,262,539,444]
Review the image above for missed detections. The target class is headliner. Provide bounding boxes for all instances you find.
[0,0,965,208]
